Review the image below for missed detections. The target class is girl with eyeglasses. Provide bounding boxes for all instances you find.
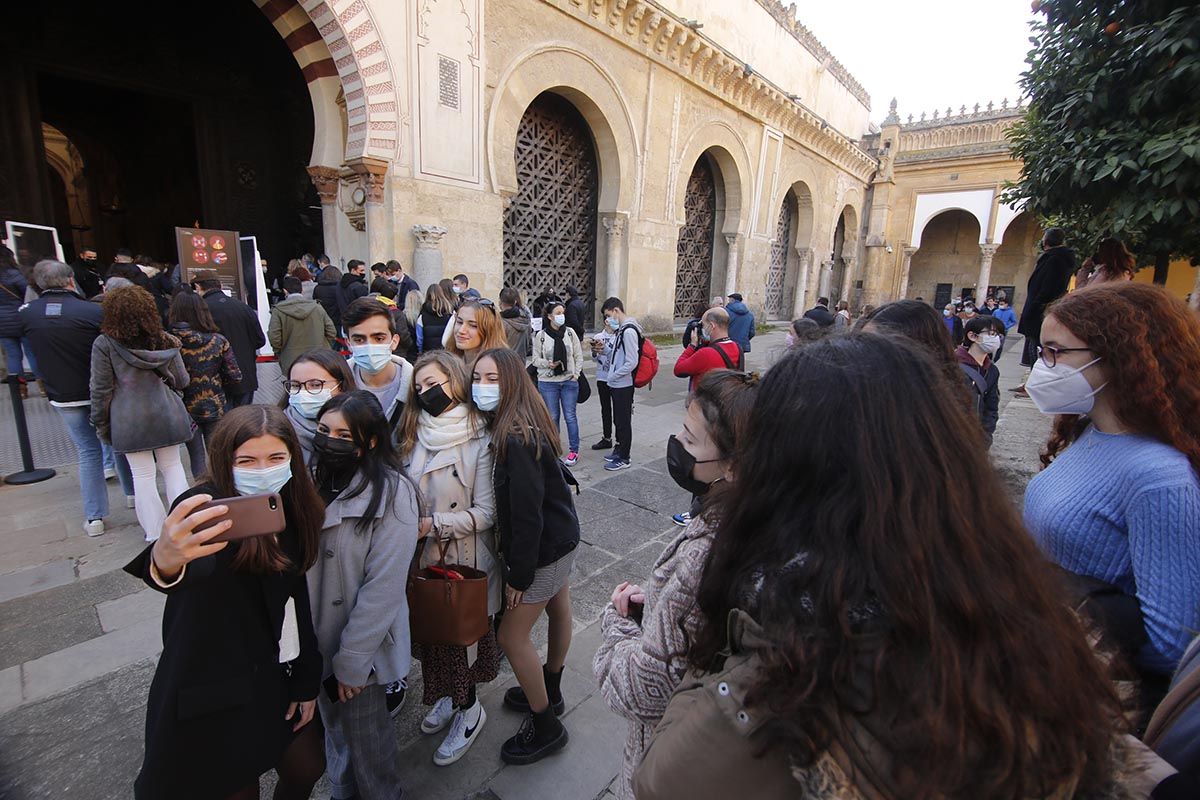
[395,351,501,766]
[1024,282,1200,714]
[279,348,356,463]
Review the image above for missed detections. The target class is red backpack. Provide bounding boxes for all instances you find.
[619,324,659,389]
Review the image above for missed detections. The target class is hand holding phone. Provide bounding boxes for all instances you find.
[151,494,234,580]
[192,493,286,543]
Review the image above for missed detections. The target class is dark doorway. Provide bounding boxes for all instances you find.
[0,0,322,280]
[674,155,718,320]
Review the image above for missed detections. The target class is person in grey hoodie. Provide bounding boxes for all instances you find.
[90,285,193,542]
[724,293,756,353]
[600,297,641,471]
[269,276,338,375]
[306,391,419,800]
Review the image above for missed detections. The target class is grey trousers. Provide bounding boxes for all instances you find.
[319,683,405,800]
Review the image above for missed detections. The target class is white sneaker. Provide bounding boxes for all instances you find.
[125,496,136,509]
[434,703,486,766]
[83,519,104,537]
[421,696,456,735]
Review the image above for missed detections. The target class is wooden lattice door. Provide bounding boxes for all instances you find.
[674,157,717,319]
[503,93,598,323]
[766,194,795,318]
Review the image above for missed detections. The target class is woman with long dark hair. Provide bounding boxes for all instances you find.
[124,404,326,800]
[306,390,419,799]
[473,347,579,765]
[396,351,500,766]
[860,299,973,414]
[169,291,243,476]
[91,286,193,541]
[279,348,356,463]
[1025,283,1200,702]
[594,369,759,800]
[635,335,1131,799]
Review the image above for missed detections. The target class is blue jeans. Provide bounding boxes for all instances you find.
[54,405,109,522]
[102,443,134,497]
[1,337,37,378]
[538,378,580,453]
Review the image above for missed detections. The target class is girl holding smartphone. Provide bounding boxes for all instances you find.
[306,390,420,800]
[124,404,326,800]
[472,347,580,765]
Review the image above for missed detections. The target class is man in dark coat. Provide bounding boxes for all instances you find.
[386,260,419,309]
[563,285,587,340]
[71,247,104,299]
[336,260,369,319]
[803,297,836,327]
[1017,227,1076,389]
[192,270,265,407]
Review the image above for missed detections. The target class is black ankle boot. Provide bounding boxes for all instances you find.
[503,665,567,715]
[500,707,568,765]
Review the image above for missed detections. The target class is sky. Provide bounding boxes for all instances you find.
[795,0,1037,126]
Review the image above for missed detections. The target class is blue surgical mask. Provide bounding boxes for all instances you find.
[606,316,620,331]
[233,462,292,496]
[452,285,464,295]
[351,343,393,374]
[553,314,566,327]
[472,383,500,412]
[288,389,332,420]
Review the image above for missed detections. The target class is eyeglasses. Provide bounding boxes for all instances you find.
[283,379,338,395]
[1037,345,1090,369]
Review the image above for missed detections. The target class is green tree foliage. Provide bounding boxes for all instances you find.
[1005,0,1200,276]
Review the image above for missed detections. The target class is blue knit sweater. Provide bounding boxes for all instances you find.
[1024,426,1200,675]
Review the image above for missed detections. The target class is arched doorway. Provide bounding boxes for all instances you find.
[908,209,984,304]
[675,154,719,319]
[826,214,847,303]
[503,92,600,323]
[991,212,1042,306]
[3,0,321,274]
[766,193,796,318]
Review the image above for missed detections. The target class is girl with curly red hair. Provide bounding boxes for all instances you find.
[1023,282,1200,693]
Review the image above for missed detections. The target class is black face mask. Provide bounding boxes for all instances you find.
[666,434,722,496]
[417,383,453,417]
[312,432,360,471]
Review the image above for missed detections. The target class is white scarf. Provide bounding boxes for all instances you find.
[416,404,473,452]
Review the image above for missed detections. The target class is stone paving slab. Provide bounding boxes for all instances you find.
[0,560,76,604]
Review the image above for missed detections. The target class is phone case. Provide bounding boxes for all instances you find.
[193,493,287,543]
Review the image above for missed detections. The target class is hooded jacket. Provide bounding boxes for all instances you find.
[725,300,756,352]
[313,270,342,332]
[89,334,193,453]
[955,345,999,445]
[501,307,533,357]
[267,295,337,375]
[337,272,369,316]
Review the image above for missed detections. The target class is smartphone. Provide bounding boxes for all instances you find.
[192,493,286,543]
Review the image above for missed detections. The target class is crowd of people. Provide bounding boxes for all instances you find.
[3,232,1199,799]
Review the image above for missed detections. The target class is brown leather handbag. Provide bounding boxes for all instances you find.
[407,519,489,647]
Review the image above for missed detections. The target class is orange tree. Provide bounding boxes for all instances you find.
[1005,0,1200,281]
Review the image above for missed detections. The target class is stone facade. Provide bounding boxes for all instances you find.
[256,0,877,326]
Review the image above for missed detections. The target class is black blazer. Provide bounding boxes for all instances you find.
[493,433,581,591]
[1018,246,1076,339]
[19,289,103,402]
[124,485,321,800]
[202,290,266,394]
[803,305,836,327]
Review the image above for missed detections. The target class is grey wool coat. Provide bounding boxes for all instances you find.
[89,335,193,454]
[306,472,420,687]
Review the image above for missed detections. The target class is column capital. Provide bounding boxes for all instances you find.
[902,246,918,258]
[795,246,813,265]
[346,157,389,204]
[306,165,340,205]
[724,233,740,247]
[412,224,448,250]
[602,215,626,238]
[979,243,1000,257]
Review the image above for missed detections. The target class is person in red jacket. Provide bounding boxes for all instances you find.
[673,307,742,391]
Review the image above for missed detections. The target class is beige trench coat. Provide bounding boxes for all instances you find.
[405,427,502,616]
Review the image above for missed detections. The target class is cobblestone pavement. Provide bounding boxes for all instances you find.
[0,328,1046,799]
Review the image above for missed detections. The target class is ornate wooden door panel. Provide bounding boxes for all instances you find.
[503,93,598,322]
[766,194,794,318]
[674,158,717,319]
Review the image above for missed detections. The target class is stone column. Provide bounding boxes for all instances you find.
[976,243,999,300]
[818,259,835,299]
[601,214,626,301]
[411,225,448,290]
[347,157,389,265]
[840,255,858,307]
[898,246,918,299]
[792,247,813,318]
[723,233,740,297]
[306,166,340,262]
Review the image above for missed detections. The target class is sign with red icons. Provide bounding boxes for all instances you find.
[176,227,244,300]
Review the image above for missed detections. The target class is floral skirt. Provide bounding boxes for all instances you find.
[412,628,501,707]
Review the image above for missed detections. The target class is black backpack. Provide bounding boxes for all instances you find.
[705,340,745,372]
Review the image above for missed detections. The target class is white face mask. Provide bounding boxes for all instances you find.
[1025,356,1106,416]
[785,332,796,348]
[232,462,293,496]
[943,309,954,317]
[976,333,1002,355]
[552,314,566,327]
[472,383,500,411]
[288,389,333,420]
[350,343,392,374]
